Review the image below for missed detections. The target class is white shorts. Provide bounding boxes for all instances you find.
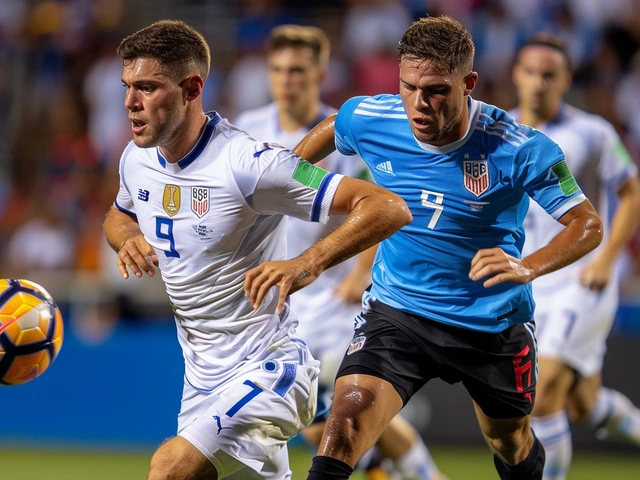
[177,337,320,479]
[533,280,618,377]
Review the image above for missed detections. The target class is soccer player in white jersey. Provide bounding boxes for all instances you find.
[102,20,411,480]
[235,24,446,480]
[511,33,640,480]
[292,16,604,480]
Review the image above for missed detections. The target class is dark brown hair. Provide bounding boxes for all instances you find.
[117,20,211,81]
[267,25,330,68]
[398,15,474,74]
[518,33,572,72]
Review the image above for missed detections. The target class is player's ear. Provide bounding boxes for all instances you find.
[182,74,205,101]
[463,71,478,95]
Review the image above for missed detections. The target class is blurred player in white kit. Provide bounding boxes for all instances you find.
[512,33,640,480]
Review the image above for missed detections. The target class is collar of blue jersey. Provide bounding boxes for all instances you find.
[156,111,222,170]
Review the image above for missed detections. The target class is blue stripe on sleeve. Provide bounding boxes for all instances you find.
[114,200,138,221]
[311,172,336,222]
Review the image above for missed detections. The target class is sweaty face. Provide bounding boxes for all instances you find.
[122,57,186,149]
[513,45,571,119]
[399,57,474,146]
[267,46,323,114]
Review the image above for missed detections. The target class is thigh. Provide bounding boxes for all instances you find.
[149,435,218,480]
[336,301,437,405]
[178,343,319,478]
[460,322,538,419]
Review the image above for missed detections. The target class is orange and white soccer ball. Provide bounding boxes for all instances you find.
[0,279,64,385]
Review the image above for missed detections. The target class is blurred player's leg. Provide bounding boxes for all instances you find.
[568,378,640,446]
[531,357,575,480]
[530,412,572,480]
[376,415,445,480]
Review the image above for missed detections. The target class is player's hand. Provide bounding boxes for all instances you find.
[244,259,319,313]
[579,257,613,292]
[469,247,535,287]
[116,233,158,279]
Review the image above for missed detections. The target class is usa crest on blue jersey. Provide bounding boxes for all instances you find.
[463,160,489,196]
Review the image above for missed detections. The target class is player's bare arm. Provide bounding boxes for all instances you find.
[292,113,337,165]
[470,200,603,288]
[244,177,412,312]
[104,205,159,279]
[580,175,640,291]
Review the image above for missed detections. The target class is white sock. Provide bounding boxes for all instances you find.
[394,436,440,480]
[531,411,572,480]
[588,387,640,446]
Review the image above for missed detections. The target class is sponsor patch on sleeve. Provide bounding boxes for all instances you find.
[550,159,580,195]
[293,160,329,189]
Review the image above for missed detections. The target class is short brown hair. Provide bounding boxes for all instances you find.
[518,33,572,71]
[267,25,330,69]
[398,16,474,74]
[117,20,211,81]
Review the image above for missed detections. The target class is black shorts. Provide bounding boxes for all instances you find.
[337,300,537,419]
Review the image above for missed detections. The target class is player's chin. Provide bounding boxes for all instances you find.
[132,133,156,149]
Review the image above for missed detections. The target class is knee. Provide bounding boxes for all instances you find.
[148,449,184,480]
[323,385,379,454]
[566,401,591,424]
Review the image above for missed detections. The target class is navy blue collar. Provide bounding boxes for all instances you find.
[157,111,222,169]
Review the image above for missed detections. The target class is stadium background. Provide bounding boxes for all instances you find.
[1,0,639,478]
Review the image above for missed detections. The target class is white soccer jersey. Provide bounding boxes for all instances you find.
[519,104,637,288]
[514,105,637,374]
[115,111,344,391]
[235,103,371,383]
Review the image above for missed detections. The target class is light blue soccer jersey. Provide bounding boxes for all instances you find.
[335,95,586,332]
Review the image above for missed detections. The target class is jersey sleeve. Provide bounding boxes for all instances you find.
[231,141,344,224]
[515,132,586,220]
[114,141,137,217]
[598,121,638,190]
[335,96,368,156]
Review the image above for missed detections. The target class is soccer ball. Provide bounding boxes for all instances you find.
[0,279,64,385]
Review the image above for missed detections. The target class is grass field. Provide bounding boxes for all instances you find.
[1,445,638,479]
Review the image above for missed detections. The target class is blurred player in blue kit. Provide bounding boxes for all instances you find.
[236,24,446,480]
[511,33,640,480]
[291,15,604,480]
[102,19,411,480]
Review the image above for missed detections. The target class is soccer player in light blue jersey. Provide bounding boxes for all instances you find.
[236,24,446,480]
[290,15,603,480]
[512,34,640,480]
[102,20,411,480]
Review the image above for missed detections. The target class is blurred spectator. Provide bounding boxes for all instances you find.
[615,51,640,152]
[1,0,639,331]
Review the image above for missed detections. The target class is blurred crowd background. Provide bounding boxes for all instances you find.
[1,0,640,341]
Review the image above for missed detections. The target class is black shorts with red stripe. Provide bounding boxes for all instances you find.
[336,299,537,419]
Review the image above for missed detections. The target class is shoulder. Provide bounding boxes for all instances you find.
[474,99,558,153]
[558,104,618,139]
[234,103,277,131]
[340,94,405,118]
